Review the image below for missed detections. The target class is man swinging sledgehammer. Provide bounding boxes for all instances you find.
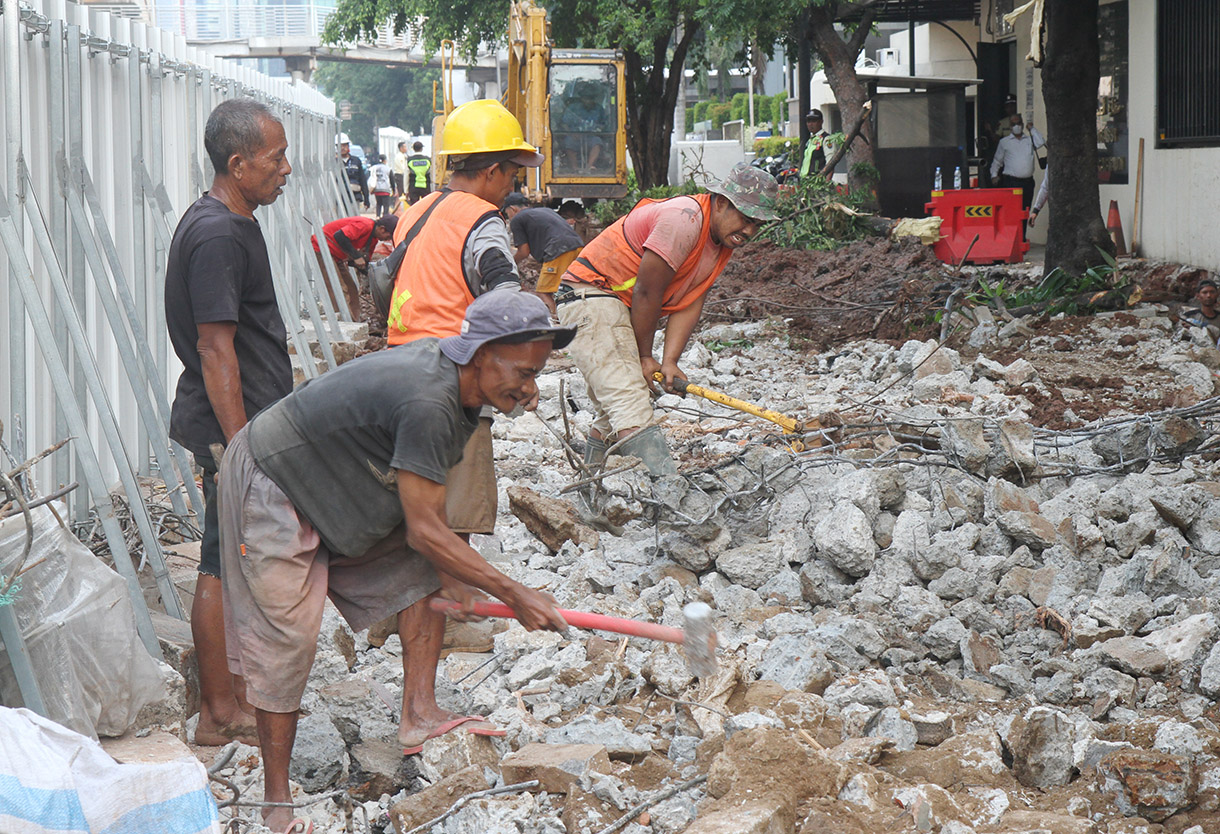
[217,291,573,831]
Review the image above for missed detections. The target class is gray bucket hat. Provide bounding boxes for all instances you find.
[440,290,576,365]
[705,162,781,221]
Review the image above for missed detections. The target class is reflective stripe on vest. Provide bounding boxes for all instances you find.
[563,193,732,314]
[386,190,502,345]
[407,156,431,189]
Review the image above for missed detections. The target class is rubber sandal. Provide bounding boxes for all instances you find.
[401,715,506,755]
[283,819,313,834]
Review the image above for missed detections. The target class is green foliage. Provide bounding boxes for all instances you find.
[730,92,750,122]
[966,256,1125,316]
[707,102,733,129]
[704,337,754,352]
[589,172,701,226]
[693,101,711,124]
[685,107,695,133]
[753,136,798,159]
[756,174,878,250]
[313,63,439,149]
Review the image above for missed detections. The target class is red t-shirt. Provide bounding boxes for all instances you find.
[312,216,375,260]
[622,195,724,284]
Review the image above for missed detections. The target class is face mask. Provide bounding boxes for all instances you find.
[1012,124,1024,137]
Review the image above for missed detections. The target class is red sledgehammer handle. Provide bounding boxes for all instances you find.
[428,598,686,645]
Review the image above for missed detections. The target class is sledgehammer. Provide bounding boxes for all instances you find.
[652,372,807,451]
[429,598,718,677]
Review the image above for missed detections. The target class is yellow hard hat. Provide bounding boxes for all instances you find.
[440,99,544,167]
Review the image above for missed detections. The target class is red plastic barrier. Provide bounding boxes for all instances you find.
[925,188,1029,265]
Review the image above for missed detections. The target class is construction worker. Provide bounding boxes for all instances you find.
[310,214,398,317]
[502,192,584,302]
[380,98,543,644]
[405,140,433,205]
[800,109,829,178]
[338,134,369,209]
[218,291,573,832]
[556,163,779,475]
[164,98,293,748]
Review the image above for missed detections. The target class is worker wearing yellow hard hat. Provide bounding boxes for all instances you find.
[371,99,549,649]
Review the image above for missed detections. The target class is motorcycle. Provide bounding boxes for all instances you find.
[751,140,799,185]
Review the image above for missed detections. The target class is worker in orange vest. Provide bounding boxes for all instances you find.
[384,97,544,565]
[557,163,779,475]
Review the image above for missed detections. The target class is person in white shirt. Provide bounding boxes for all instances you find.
[369,155,394,217]
[990,114,1045,218]
[1028,167,1050,227]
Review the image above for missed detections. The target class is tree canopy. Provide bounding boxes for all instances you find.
[312,62,440,150]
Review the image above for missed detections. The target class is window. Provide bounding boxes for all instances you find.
[1157,0,1220,146]
[549,65,617,177]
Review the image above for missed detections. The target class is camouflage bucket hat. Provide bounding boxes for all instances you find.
[705,162,781,221]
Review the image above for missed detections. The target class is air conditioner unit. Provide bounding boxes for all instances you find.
[878,48,900,68]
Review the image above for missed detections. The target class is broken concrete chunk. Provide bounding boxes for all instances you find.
[499,742,611,793]
[545,714,651,761]
[507,486,600,553]
[1099,636,1169,677]
[715,542,786,589]
[388,765,491,833]
[813,501,877,577]
[1096,748,1195,822]
[1008,706,1076,788]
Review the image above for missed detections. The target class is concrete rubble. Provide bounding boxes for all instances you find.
[196,307,1220,833]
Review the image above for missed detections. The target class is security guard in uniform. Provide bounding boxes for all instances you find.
[800,109,829,179]
[405,140,433,205]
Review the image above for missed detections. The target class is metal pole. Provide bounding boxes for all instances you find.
[6,0,27,463]
[149,50,168,399]
[48,18,71,497]
[127,30,151,479]
[0,189,163,658]
[66,23,90,523]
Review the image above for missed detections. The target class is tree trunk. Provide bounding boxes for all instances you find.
[806,3,877,197]
[1042,0,1114,275]
[623,25,700,189]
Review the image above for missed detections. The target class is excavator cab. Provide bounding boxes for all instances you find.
[544,61,627,198]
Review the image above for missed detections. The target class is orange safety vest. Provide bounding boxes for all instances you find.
[563,193,732,314]
[386,190,503,345]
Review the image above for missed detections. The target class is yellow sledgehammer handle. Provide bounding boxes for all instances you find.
[654,372,805,445]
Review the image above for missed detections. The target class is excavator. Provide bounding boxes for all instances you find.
[432,0,629,202]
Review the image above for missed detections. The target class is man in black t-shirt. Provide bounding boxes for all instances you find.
[218,292,573,831]
[502,192,584,302]
[164,98,292,748]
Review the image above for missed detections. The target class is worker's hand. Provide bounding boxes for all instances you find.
[640,356,663,393]
[506,585,567,632]
[437,574,487,622]
[657,361,687,396]
[1028,209,1038,227]
[353,257,368,269]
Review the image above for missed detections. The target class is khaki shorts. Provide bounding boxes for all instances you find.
[444,416,497,534]
[537,248,582,294]
[218,426,440,713]
[556,289,655,438]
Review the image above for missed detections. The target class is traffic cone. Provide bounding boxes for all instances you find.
[1107,200,1127,257]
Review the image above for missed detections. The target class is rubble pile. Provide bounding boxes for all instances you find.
[205,307,1220,834]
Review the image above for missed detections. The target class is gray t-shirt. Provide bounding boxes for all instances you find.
[247,339,480,557]
[509,207,584,264]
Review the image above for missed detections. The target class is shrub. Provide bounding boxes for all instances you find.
[707,102,733,129]
[753,136,798,159]
[730,92,749,122]
[693,100,711,124]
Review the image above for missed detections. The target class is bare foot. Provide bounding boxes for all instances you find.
[195,709,259,746]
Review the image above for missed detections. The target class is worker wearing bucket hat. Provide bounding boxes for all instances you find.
[556,162,779,476]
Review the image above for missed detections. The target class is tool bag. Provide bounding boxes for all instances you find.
[368,191,451,321]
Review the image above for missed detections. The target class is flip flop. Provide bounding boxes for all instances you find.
[402,715,506,755]
[283,819,314,834]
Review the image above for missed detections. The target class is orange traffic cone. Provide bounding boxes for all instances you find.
[1107,200,1127,257]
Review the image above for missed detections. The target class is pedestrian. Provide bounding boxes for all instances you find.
[502,192,584,304]
[800,109,829,178]
[406,140,432,205]
[379,98,544,649]
[392,140,409,198]
[369,153,394,217]
[163,98,293,748]
[219,291,573,832]
[990,114,1045,218]
[311,214,398,318]
[338,134,369,209]
[556,163,779,475]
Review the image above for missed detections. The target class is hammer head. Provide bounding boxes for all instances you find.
[682,602,718,677]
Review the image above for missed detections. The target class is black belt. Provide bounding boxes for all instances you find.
[555,283,619,305]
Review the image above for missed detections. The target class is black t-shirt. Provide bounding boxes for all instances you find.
[509,207,585,264]
[248,339,479,557]
[165,194,292,458]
